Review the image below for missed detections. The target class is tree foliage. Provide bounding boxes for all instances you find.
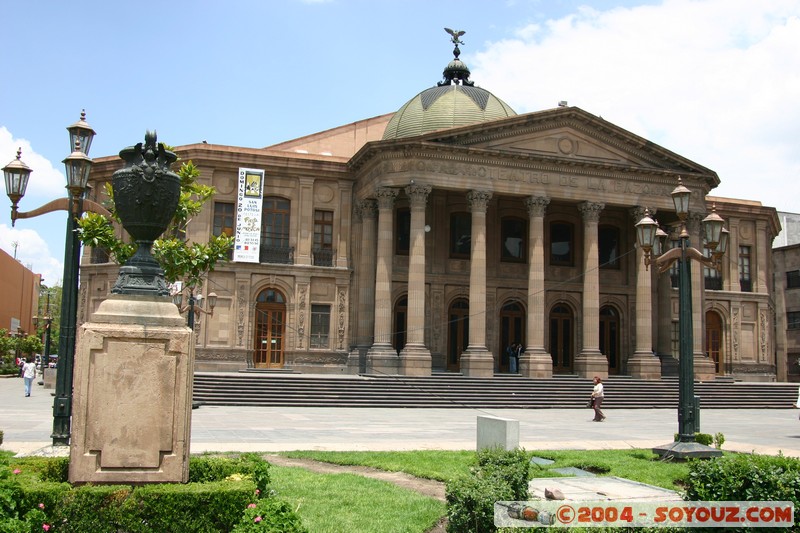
[77,157,233,291]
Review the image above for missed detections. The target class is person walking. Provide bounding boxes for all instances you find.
[591,376,605,422]
[22,358,37,397]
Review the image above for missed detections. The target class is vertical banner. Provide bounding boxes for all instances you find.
[233,168,265,263]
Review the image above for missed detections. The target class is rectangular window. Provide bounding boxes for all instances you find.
[313,210,334,266]
[213,202,235,259]
[788,311,800,330]
[739,245,752,292]
[703,247,722,290]
[501,217,526,262]
[599,226,620,269]
[449,212,471,258]
[550,222,574,266]
[395,208,410,256]
[310,304,331,348]
[787,270,800,289]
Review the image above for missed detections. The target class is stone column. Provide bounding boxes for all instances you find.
[755,219,769,293]
[296,177,314,265]
[367,188,400,374]
[400,183,432,375]
[628,207,662,380]
[520,196,552,377]
[461,190,494,377]
[575,201,608,378]
[688,212,716,380]
[347,200,377,374]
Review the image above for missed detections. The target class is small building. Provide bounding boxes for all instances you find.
[773,212,800,382]
[79,37,781,381]
[0,246,41,335]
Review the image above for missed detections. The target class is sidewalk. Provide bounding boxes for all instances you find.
[2,376,800,456]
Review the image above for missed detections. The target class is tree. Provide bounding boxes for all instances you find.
[77,157,233,292]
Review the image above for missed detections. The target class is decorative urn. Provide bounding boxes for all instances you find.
[110,131,181,296]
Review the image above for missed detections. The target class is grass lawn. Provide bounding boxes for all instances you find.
[267,464,444,533]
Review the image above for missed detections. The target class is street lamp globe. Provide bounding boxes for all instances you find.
[2,148,32,223]
[670,178,692,220]
[63,139,93,199]
[702,205,725,251]
[66,110,96,156]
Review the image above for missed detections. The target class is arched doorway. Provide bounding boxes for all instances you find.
[705,310,724,375]
[253,288,286,368]
[549,304,574,373]
[393,296,407,354]
[499,300,526,373]
[599,306,620,375]
[447,299,469,372]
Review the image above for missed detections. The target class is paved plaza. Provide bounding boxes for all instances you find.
[2,375,800,456]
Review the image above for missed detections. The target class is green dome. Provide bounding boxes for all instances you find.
[382,84,517,140]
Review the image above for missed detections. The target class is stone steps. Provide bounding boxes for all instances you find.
[192,373,799,409]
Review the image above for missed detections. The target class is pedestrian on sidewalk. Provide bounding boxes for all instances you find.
[591,376,605,422]
[22,359,37,397]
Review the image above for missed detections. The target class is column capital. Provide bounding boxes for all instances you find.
[630,205,657,223]
[467,190,492,212]
[375,187,398,210]
[358,198,378,220]
[405,183,432,208]
[526,196,550,218]
[687,211,705,236]
[578,201,604,223]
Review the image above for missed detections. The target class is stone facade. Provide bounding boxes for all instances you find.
[78,106,781,381]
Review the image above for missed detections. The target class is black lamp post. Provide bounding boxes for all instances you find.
[2,111,110,447]
[636,178,728,459]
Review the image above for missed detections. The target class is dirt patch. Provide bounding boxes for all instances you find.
[264,454,447,532]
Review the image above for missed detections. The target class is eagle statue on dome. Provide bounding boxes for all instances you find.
[444,28,465,45]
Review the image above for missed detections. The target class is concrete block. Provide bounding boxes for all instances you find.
[477,415,519,451]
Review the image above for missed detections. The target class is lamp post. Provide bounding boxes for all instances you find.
[2,111,110,447]
[32,288,53,382]
[172,289,217,328]
[636,178,728,459]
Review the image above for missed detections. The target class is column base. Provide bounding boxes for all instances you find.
[693,353,717,382]
[460,347,494,378]
[574,350,608,379]
[519,350,552,378]
[399,344,432,376]
[366,344,400,375]
[346,346,367,375]
[627,351,662,380]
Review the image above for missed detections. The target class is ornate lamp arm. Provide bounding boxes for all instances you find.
[656,245,719,273]
[13,197,112,222]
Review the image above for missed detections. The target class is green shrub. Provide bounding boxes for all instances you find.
[189,454,271,495]
[446,448,531,533]
[233,498,307,532]
[53,484,131,532]
[685,453,800,525]
[714,432,725,449]
[39,456,69,483]
[673,432,715,446]
[476,447,530,500]
[121,480,256,533]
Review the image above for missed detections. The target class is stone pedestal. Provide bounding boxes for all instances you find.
[43,368,57,389]
[366,344,400,375]
[399,344,432,376]
[519,351,553,378]
[628,351,663,380]
[574,350,608,380]
[477,415,519,451]
[69,294,194,484]
[461,348,494,378]
[693,355,718,382]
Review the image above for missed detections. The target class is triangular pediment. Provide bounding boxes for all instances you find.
[407,106,718,182]
[471,126,651,167]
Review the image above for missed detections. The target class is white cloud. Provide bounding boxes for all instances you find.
[0,224,63,287]
[0,127,66,287]
[473,0,800,213]
[0,127,66,204]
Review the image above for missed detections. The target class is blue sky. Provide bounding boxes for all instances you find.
[2,0,799,287]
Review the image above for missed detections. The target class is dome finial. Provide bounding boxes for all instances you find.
[439,28,474,87]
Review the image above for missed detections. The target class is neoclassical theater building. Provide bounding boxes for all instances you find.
[80,38,780,382]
